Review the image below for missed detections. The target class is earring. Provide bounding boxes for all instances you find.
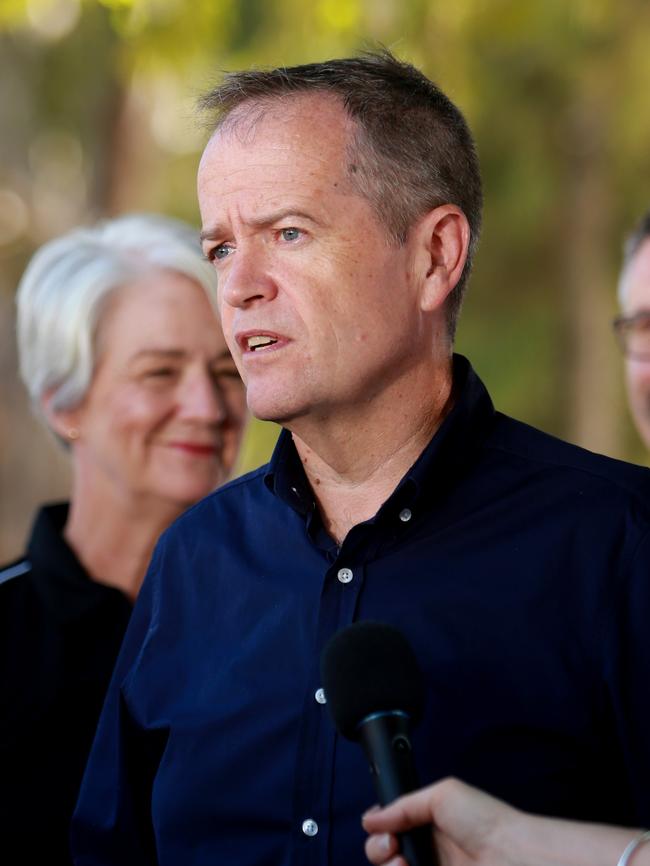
[67,427,80,440]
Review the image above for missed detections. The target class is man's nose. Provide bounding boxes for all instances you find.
[219,247,278,309]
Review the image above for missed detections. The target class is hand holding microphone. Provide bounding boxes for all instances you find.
[320,622,650,866]
[320,621,438,866]
[362,778,650,866]
[362,778,514,866]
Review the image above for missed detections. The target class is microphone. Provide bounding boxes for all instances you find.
[320,621,437,866]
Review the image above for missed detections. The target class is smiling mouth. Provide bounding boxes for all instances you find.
[167,442,219,456]
[247,335,278,352]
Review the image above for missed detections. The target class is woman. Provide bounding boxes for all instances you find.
[363,778,650,866]
[0,214,247,865]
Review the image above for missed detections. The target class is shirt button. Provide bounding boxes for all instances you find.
[337,567,353,584]
[302,818,319,837]
[314,687,327,704]
[399,508,412,523]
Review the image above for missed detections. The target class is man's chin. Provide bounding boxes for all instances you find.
[248,402,298,427]
[246,391,306,426]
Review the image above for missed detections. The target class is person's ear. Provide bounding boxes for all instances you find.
[40,391,83,444]
[411,204,470,313]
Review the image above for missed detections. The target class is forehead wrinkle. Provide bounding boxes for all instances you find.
[199,168,357,237]
[203,207,324,244]
[199,97,372,243]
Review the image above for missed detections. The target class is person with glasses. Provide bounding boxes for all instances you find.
[613,212,650,448]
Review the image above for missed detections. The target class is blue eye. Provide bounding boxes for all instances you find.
[210,243,234,261]
[280,227,301,242]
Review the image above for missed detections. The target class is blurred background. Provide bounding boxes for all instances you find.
[2,0,650,560]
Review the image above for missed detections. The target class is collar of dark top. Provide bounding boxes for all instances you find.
[26,502,133,622]
[264,354,496,521]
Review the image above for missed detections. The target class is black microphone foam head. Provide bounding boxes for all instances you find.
[320,621,425,741]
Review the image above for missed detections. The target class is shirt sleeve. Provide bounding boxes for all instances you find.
[70,543,166,866]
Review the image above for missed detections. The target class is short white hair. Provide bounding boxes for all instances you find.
[16,213,217,419]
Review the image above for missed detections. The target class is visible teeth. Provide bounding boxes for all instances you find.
[247,335,277,350]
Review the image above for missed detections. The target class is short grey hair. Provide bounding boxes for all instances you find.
[16,213,216,420]
[198,50,482,340]
[618,209,650,305]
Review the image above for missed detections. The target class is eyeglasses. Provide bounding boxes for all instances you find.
[613,311,650,360]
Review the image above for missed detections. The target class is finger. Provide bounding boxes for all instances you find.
[362,785,441,834]
[364,831,400,864]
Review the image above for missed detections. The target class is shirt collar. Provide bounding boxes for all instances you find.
[265,429,316,516]
[264,354,495,519]
[26,503,132,623]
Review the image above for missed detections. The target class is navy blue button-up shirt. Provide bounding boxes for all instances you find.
[72,356,650,866]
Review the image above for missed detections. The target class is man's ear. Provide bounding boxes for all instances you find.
[411,204,471,313]
[40,390,83,443]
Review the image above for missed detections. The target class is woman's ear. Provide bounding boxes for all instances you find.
[412,204,471,313]
[40,390,82,443]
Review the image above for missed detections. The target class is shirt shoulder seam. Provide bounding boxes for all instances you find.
[488,439,643,487]
[486,422,650,505]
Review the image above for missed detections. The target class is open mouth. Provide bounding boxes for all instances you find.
[247,335,278,352]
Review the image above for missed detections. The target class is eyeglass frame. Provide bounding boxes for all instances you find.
[612,310,650,360]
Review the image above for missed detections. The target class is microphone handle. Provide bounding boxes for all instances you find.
[359,712,438,866]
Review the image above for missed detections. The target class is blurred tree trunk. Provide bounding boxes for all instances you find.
[562,80,625,457]
[0,6,126,561]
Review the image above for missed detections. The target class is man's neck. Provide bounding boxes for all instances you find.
[291,362,454,544]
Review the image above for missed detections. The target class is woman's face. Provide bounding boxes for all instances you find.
[60,268,247,509]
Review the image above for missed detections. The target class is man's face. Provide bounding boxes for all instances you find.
[197,95,427,427]
[621,238,650,447]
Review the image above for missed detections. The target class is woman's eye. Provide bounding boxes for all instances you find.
[280,227,301,242]
[146,368,175,378]
[211,368,242,388]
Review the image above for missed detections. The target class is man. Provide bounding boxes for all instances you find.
[614,211,650,448]
[72,52,650,866]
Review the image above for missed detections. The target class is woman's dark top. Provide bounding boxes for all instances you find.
[0,504,132,866]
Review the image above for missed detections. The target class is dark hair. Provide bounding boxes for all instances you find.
[198,49,482,339]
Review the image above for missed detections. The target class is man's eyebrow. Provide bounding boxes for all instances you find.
[200,208,322,242]
[200,225,226,243]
